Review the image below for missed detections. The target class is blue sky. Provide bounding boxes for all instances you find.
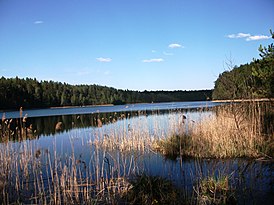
[0,0,273,91]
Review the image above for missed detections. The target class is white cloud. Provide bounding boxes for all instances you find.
[34,20,44,24]
[246,35,271,41]
[96,57,112,62]
[151,50,156,53]
[168,43,182,48]
[142,58,164,63]
[227,32,271,41]
[227,33,250,39]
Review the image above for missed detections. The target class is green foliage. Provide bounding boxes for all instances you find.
[125,174,179,205]
[0,77,212,110]
[196,175,236,205]
[213,30,274,100]
[155,134,192,160]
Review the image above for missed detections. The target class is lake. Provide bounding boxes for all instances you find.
[0,101,273,204]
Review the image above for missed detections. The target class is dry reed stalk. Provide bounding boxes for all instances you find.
[185,103,272,158]
[91,112,185,157]
[152,103,273,159]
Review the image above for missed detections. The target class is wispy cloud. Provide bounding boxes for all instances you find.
[96,57,112,62]
[168,43,183,48]
[163,51,174,56]
[227,32,271,41]
[34,20,44,24]
[142,58,164,63]
[246,35,271,41]
[227,33,250,39]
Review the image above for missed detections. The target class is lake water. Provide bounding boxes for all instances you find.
[1,101,273,204]
[1,101,217,118]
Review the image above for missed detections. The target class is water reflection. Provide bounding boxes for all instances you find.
[1,103,273,204]
[1,107,210,141]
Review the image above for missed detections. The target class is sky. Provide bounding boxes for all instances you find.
[0,0,273,91]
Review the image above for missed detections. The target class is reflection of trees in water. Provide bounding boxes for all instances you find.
[29,110,172,136]
[1,107,211,141]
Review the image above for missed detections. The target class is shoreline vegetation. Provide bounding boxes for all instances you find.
[212,98,274,103]
[0,101,273,204]
[154,102,273,159]
[0,76,212,110]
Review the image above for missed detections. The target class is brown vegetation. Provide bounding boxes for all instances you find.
[155,101,274,159]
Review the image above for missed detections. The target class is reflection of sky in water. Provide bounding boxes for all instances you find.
[2,103,272,203]
[1,101,220,118]
[35,110,207,155]
[25,110,272,202]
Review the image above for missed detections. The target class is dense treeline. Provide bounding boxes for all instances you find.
[213,31,274,100]
[0,77,212,110]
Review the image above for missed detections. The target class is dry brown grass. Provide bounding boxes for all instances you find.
[0,103,272,203]
[155,102,274,159]
[0,139,133,204]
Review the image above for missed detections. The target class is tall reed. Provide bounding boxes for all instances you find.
[0,103,272,204]
[155,101,273,158]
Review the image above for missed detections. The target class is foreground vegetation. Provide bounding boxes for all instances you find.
[0,101,273,204]
[155,101,273,159]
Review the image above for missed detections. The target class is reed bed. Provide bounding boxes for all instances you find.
[0,139,136,204]
[90,111,184,154]
[0,103,272,204]
[0,109,188,204]
[155,101,274,159]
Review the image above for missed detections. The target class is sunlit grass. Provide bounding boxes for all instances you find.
[0,102,273,203]
[155,102,274,159]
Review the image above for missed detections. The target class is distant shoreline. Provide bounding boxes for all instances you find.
[49,104,114,109]
[0,104,115,113]
[212,98,273,103]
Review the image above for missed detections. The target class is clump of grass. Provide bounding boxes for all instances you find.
[194,175,236,205]
[155,102,274,158]
[124,173,179,205]
[153,134,192,160]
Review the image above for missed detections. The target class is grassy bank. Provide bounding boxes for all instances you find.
[155,101,273,159]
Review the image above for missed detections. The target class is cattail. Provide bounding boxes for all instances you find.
[2,113,5,123]
[97,119,102,128]
[35,149,41,159]
[182,115,187,124]
[20,107,23,118]
[55,122,63,131]
[23,114,27,123]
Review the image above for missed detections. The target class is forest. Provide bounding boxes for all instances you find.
[212,31,274,100]
[0,77,212,110]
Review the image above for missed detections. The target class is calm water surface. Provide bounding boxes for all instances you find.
[1,101,273,203]
[1,101,218,118]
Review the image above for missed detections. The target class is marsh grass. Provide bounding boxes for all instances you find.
[194,174,236,205]
[155,101,274,158]
[0,139,136,204]
[124,173,179,205]
[0,109,186,204]
[0,103,273,204]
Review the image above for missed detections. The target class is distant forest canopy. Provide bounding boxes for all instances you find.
[213,30,274,100]
[0,76,212,110]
